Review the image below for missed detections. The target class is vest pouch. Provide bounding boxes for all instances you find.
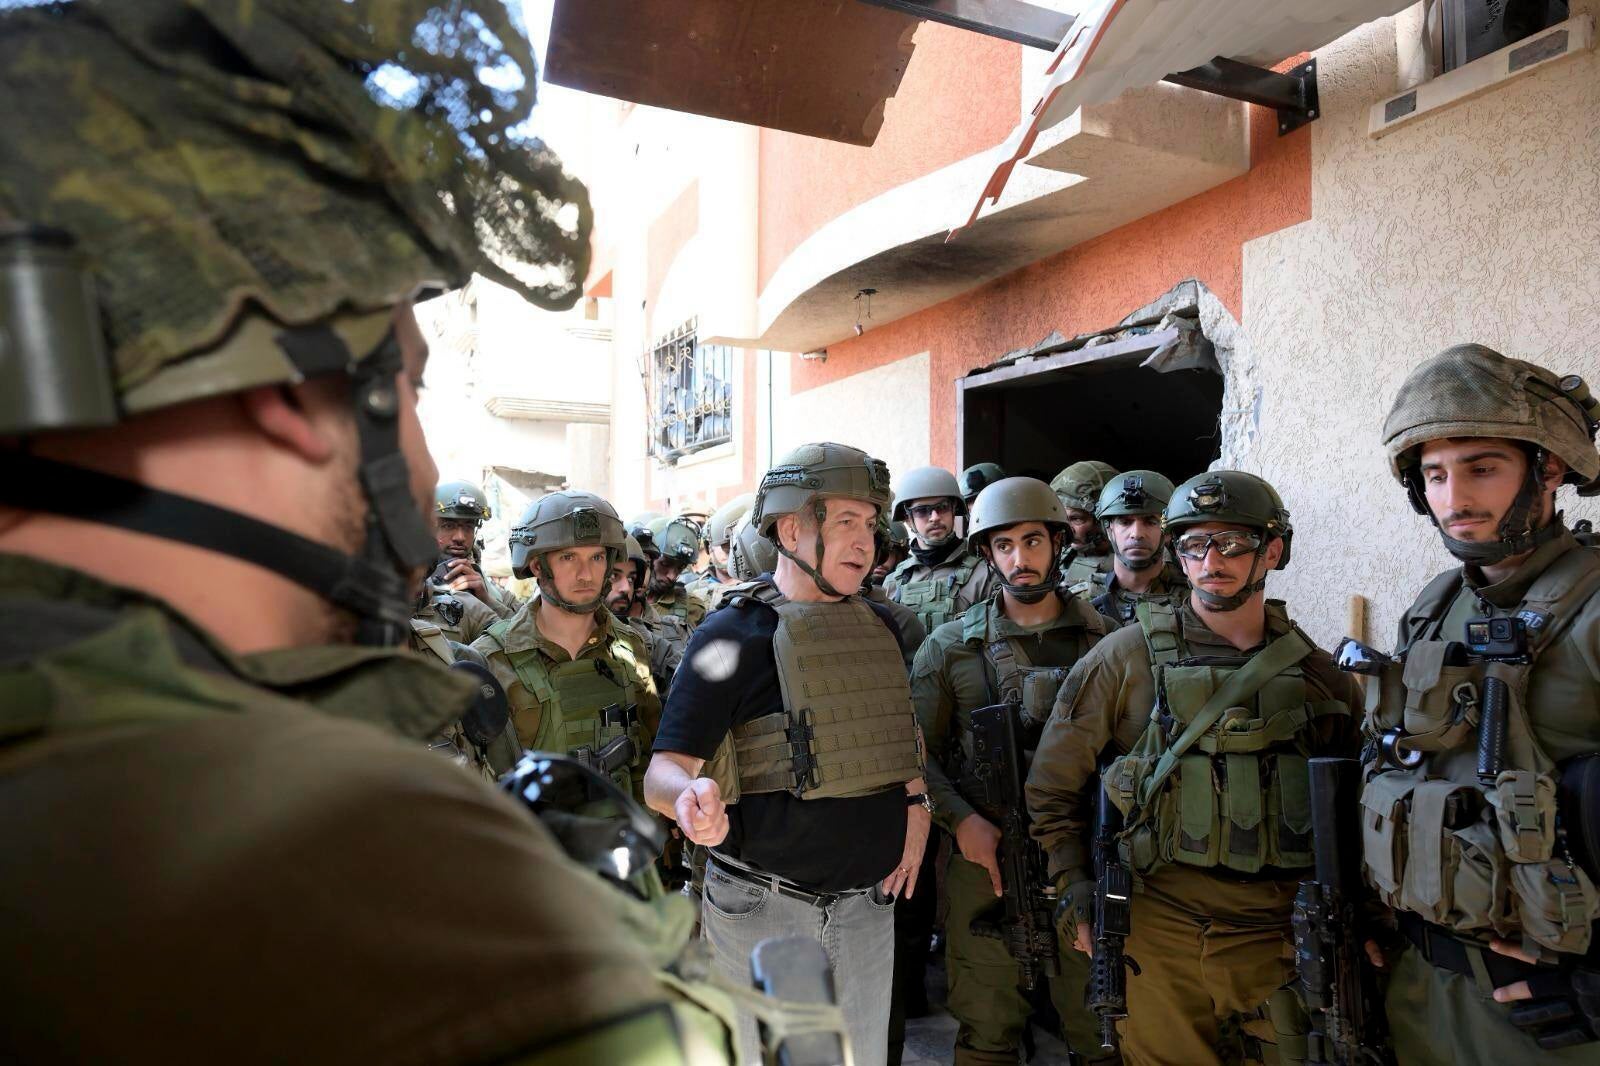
[1400,643,1478,751]
[1105,752,1166,871]
[1360,771,1414,906]
[1399,781,1505,934]
[1103,753,1151,818]
[702,733,742,806]
[1489,770,1558,865]
[1218,752,1266,874]
[1019,669,1066,727]
[1172,754,1222,868]
[1509,858,1599,955]
[1360,659,1406,735]
[1269,752,1315,869]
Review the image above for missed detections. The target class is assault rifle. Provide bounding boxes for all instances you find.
[964,702,1060,991]
[1291,757,1394,1065]
[1087,779,1137,1050]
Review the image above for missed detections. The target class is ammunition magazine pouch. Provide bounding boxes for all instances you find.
[1107,603,1340,875]
[704,581,921,802]
[891,552,981,633]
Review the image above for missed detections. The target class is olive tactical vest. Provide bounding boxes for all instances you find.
[959,600,1101,728]
[890,551,982,633]
[1062,549,1112,590]
[479,619,648,799]
[1105,602,1345,876]
[1360,546,1600,957]
[703,580,922,804]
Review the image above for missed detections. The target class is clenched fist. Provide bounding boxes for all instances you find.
[674,777,729,846]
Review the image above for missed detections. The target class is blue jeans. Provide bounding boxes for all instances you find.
[702,856,896,1066]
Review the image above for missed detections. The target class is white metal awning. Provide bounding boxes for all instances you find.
[956,0,1418,232]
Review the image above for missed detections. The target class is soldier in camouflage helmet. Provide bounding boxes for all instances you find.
[646,442,931,1066]
[608,533,688,693]
[1052,460,1119,588]
[432,479,521,620]
[1027,470,1361,1064]
[960,461,1007,506]
[688,493,755,595]
[646,516,711,628]
[1086,470,1188,624]
[911,477,1115,1064]
[886,465,997,634]
[1366,344,1600,1064]
[0,2,744,1062]
[473,491,662,804]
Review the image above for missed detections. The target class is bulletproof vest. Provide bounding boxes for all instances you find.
[1092,568,1187,625]
[1360,546,1600,956]
[480,618,649,799]
[1105,601,1345,876]
[1062,549,1112,590]
[702,580,922,803]
[890,550,982,633]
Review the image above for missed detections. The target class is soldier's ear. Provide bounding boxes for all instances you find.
[1541,452,1567,494]
[1262,535,1285,570]
[237,381,339,466]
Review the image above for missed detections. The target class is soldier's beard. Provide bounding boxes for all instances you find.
[648,574,676,596]
[606,590,631,613]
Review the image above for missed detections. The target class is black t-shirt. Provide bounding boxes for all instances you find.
[653,586,909,893]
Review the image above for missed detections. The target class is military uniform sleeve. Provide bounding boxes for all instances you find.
[910,636,974,834]
[1302,647,1365,759]
[456,594,499,645]
[1026,635,1145,883]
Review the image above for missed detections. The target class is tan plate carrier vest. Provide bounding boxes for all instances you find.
[891,551,982,634]
[1360,547,1600,957]
[1105,601,1347,876]
[704,580,922,804]
[480,618,648,800]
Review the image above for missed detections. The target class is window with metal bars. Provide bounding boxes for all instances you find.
[649,319,734,462]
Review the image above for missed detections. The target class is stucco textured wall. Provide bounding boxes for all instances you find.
[1243,5,1600,646]
[774,352,932,490]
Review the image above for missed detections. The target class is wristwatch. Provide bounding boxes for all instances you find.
[905,792,934,814]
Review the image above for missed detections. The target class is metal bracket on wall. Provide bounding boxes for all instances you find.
[855,0,1074,51]
[1163,57,1320,135]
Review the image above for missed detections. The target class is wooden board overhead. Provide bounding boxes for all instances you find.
[545,0,920,146]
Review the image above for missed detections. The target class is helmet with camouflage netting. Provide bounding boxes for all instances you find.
[1383,343,1600,564]
[1095,470,1176,521]
[1051,461,1120,513]
[0,0,592,646]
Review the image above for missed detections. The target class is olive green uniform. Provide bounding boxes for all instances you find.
[418,587,499,646]
[1063,549,1115,590]
[1086,566,1189,627]
[1375,529,1600,1065]
[625,602,690,693]
[650,581,709,629]
[914,592,1117,1064]
[474,601,662,805]
[1026,602,1361,1065]
[0,554,714,1065]
[864,584,929,671]
[886,544,997,634]
[408,617,522,780]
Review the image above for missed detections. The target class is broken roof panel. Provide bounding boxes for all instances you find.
[544,0,920,146]
[958,0,1416,230]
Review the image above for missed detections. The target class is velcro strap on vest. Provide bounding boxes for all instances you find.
[1137,628,1316,810]
[1193,704,1311,754]
[1136,601,1184,667]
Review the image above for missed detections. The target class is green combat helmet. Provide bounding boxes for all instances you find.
[754,442,891,597]
[1163,471,1292,612]
[656,518,701,570]
[966,476,1070,604]
[1096,470,1176,572]
[960,462,1007,505]
[435,481,492,523]
[0,0,591,647]
[622,534,650,598]
[728,514,779,582]
[892,466,968,523]
[509,491,626,613]
[1051,460,1120,514]
[1383,343,1600,565]
[707,493,756,551]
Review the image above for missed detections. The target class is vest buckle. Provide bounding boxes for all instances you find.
[600,703,638,729]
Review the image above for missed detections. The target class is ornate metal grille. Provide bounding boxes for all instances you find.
[649,318,734,462]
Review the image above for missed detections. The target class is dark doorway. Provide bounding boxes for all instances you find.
[958,327,1223,487]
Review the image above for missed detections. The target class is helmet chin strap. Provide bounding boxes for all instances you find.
[1114,541,1161,572]
[1189,543,1268,613]
[1407,449,1561,566]
[535,549,616,615]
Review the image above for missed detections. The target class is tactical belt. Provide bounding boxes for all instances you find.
[1398,912,1561,988]
[708,853,874,910]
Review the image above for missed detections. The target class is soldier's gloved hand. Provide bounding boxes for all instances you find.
[1053,873,1095,956]
[1490,939,1600,1050]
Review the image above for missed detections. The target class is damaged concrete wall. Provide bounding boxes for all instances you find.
[1238,1,1600,646]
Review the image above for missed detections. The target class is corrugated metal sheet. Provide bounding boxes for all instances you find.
[956,0,1417,231]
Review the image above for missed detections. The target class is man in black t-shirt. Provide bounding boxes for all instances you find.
[645,442,932,1066]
